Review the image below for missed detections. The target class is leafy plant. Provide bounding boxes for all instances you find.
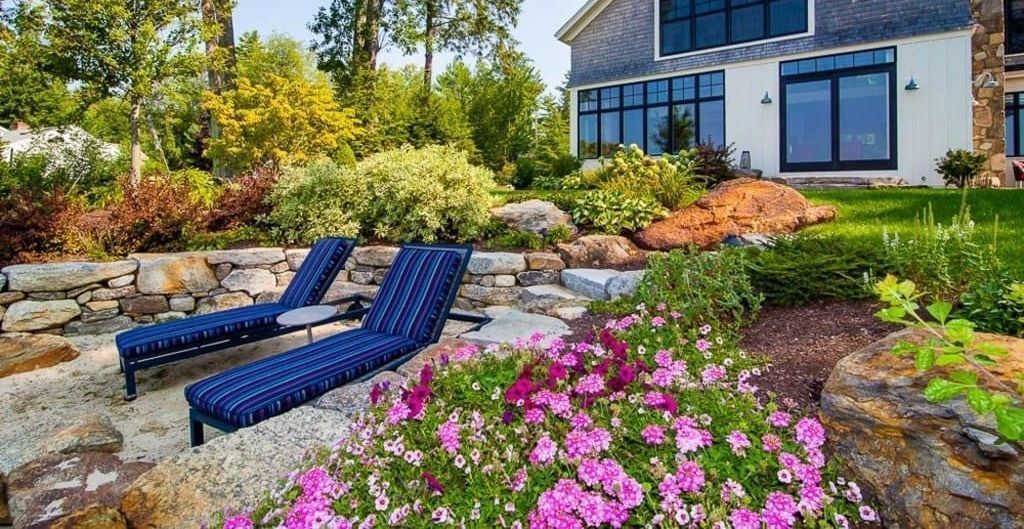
[747,235,896,306]
[203,166,279,232]
[0,188,74,265]
[693,142,736,187]
[875,275,1024,442]
[936,149,989,188]
[593,145,703,210]
[266,158,365,244]
[595,247,763,331]
[570,190,667,234]
[961,278,1024,338]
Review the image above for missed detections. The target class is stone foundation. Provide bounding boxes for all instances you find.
[972,0,1007,185]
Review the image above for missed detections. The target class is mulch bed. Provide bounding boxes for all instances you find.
[567,300,897,413]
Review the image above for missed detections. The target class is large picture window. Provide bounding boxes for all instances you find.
[1008,1,1024,55]
[1008,93,1023,157]
[577,71,725,160]
[660,0,808,57]
[780,48,897,172]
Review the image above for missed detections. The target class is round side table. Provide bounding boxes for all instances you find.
[277,305,337,344]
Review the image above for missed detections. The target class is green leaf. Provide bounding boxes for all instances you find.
[947,370,978,385]
[973,354,997,367]
[875,306,907,323]
[966,388,995,415]
[897,279,917,298]
[945,319,975,344]
[935,354,966,367]
[926,301,953,324]
[975,342,1008,358]
[914,349,935,371]
[891,341,919,357]
[994,406,1024,442]
[922,377,972,403]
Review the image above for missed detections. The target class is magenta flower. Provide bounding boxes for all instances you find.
[695,339,712,352]
[529,435,557,466]
[726,430,751,456]
[222,514,253,529]
[767,411,792,428]
[641,424,666,445]
[421,472,445,495]
[437,419,462,454]
[675,461,705,493]
[859,505,878,522]
[729,508,760,529]
[794,417,827,449]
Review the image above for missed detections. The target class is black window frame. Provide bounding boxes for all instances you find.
[577,71,726,160]
[1008,92,1022,157]
[779,47,898,172]
[1008,0,1024,55]
[659,0,809,58]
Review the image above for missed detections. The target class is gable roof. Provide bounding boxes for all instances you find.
[556,0,615,43]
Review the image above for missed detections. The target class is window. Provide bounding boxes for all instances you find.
[1008,1,1024,55]
[660,0,808,57]
[780,48,897,171]
[577,71,726,159]
[1008,93,1023,157]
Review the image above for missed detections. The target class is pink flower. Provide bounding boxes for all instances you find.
[529,435,557,466]
[700,324,712,335]
[223,515,253,529]
[726,430,751,456]
[695,339,712,352]
[421,472,444,495]
[777,469,793,484]
[651,316,666,328]
[729,508,760,529]
[834,514,851,529]
[794,417,826,449]
[859,505,878,522]
[762,433,783,452]
[574,373,605,395]
[437,419,462,454]
[642,424,666,445]
[675,461,705,493]
[767,411,792,428]
[524,408,545,424]
[701,364,727,384]
[654,349,674,367]
[720,479,745,503]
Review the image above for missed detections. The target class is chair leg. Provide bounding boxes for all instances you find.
[190,415,205,447]
[124,367,138,401]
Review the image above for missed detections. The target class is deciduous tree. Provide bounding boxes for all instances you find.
[0,2,76,127]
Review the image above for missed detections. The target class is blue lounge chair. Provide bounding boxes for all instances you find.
[116,237,357,400]
[184,243,489,446]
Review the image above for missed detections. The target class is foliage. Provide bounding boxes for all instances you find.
[202,74,361,172]
[436,52,545,172]
[43,0,210,179]
[875,275,1024,441]
[0,133,128,205]
[693,142,737,187]
[513,158,538,190]
[309,0,384,91]
[594,145,703,210]
[881,201,1003,303]
[483,222,573,251]
[222,307,873,528]
[266,159,366,244]
[0,2,78,127]
[936,148,989,188]
[235,32,326,86]
[100,176,210,255]
[0,189,73,265]
[596,248,763,332]
[355,145,495,243]
[960,278,1024,338]
[203,166,279,232]
[182,225,277,252]
[746,235,896,306]
[531,82,576,180]
[570,190,667,235]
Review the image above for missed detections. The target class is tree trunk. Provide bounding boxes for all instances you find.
[129,98,143,183]
[423,0,436,91]
[364,0,384,70]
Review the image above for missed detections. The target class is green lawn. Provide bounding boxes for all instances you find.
[801,188,1023,272]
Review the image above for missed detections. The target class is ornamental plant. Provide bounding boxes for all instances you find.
[218,305,875,528]
[874,275,1024,441]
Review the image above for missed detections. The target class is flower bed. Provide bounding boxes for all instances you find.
[219,305,877,528]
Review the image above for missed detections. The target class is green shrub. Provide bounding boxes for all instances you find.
[570,190,667,234]
[482,222,574,251]
[595,247,763,331]
[747,235,896,305]
[512,157,538,190]
[960,277,1024,337]
[936,148,988,188]
[333,142,357,168]
[0,135,128,205]
[166,168,221,208]
[357,145,495,242]
[593,145,703,210]
[693,142,736,187]
[266,159,365,244]
[538,151,581,180]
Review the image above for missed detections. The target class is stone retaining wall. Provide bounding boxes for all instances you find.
[0,244,642,337]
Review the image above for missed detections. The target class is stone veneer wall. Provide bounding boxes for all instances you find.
[971,0,1007,185]
[0,247,571,337]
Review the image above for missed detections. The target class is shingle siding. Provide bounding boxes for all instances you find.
[568,0,972,87]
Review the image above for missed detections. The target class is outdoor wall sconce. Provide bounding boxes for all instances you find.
[973,72,998,89]
[905,77,920,91]
[760,91,772,104]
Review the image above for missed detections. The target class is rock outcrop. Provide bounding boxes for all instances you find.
[634,179,837,250]
[135,255,219,295]
[821,329,1024,529]
[490,200,576,235]
[41,414,123,456]
[557,235,644,269]
[0,333,79,378]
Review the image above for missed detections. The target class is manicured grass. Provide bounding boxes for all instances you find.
[800,188,1024,272]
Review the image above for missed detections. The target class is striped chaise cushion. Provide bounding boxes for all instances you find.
[117,238,353,360]
[360,247,463,344]
[185,329,418,427]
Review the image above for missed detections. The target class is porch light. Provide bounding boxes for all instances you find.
[973,72,999,89]
[904,77,920,91]
[760,91,773,104]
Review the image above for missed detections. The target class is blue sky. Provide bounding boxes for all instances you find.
[233,0,582,91]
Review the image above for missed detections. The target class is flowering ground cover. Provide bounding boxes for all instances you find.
[218,305,878,528]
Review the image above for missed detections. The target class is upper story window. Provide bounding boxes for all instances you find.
[659,0,809,57]
[1008,0,1024,55]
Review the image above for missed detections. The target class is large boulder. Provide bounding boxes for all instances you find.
[41,414,123,456]
[490,200,576,235]
[1,300,81,332]
[561,269,622,301]
[460,310,570,349]
[135,255,219,295]
[51,505,127,529]
[1,261,137,293]
[821,329,1024,528]
[557,235,645,269]
[120,407,351,528]
[7,452,153,529]
[0,333,79,378]
[353,246,400,268]
[221,269,277,296]
[460,284,522,306]
[634,179,837,250]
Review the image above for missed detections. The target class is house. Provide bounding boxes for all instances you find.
[0,122,121,164]
[558,0,1023,187]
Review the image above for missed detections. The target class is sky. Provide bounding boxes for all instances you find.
[232,0,583,91]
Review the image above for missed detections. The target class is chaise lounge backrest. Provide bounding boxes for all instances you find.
[360,244,470,345]
[278,237,355,308]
